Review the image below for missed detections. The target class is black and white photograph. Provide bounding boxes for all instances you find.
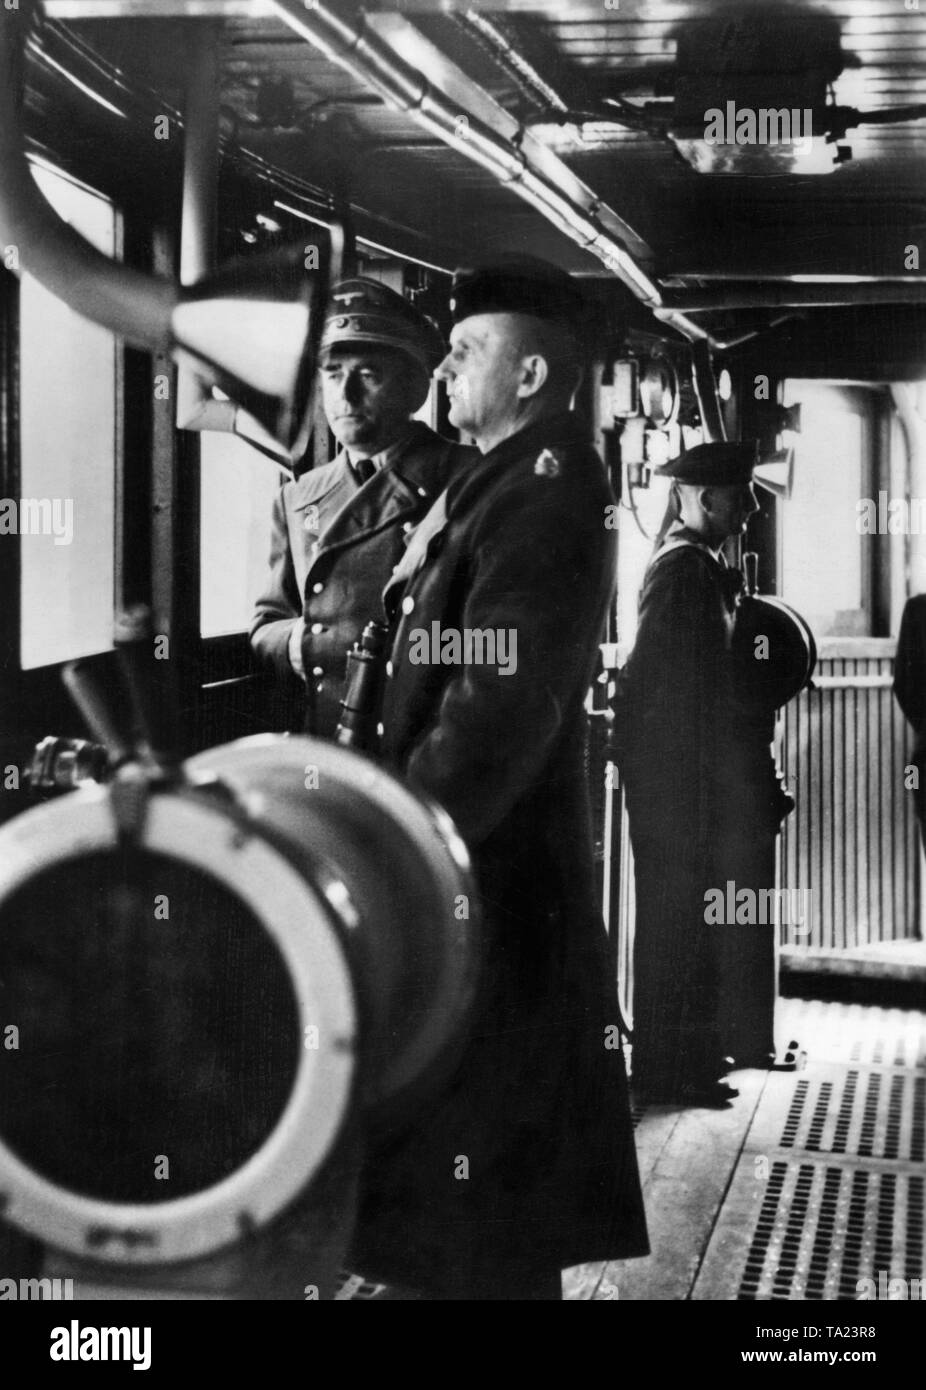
[0,0,923,1357]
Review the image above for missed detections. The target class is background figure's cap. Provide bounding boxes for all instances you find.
[449,256,587,329]
[320,277,445,374]
[655,440,760,486]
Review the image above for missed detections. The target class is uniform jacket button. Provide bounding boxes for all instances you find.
[402,596,415,615]
[312,581,324,594]
[385,660,394,678]
[310,622,325,635]
[312,666,324,678]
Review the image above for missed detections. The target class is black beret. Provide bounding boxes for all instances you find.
[320,277,445,373]
[655,441,759,486]
[449,256,586,329]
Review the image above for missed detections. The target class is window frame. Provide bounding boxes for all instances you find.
[16,157,124,674]
[0,124,181,750]
[777,379,889,641]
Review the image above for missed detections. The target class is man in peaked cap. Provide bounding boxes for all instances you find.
[347,257,648,1299]
[616,441,795,1107]
[250,276,475,737]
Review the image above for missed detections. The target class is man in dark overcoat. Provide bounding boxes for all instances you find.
[348,259,648,1300]
[894,593,926,850]
[617,443,791,1106]
[250,277,474,737]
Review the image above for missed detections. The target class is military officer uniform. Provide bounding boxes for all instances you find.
[250,279,475,738]
[617,444,790,1102]
[348,263,648,1299]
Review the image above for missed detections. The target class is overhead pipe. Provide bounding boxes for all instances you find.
[268,0,729,347]
[457,10,571,116]
[1,0,738,354]
[655,310,800,353]
[0,1,176,352]
[663,282,926,312]
[711,312,800,351]
[654,308,713,343]
[1,2,755,359]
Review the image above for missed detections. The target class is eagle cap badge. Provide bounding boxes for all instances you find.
[534,448,562,478]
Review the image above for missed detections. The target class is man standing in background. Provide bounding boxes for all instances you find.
[617,443,794,1107]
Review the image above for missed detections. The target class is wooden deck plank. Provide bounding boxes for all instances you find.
[583,1069,769,1300]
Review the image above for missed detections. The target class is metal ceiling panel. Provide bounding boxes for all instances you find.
[43,0,926,339]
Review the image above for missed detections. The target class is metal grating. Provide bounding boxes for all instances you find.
[733,1161,924,1301]
[693,1001,926,1301]
[771,1068,924,1163]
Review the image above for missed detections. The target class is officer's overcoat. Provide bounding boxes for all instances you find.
[617,532,782,1092]
[250,422,472,737]
[351,411,648,1292]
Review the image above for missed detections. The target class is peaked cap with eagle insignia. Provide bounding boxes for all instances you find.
[320,277,445,375]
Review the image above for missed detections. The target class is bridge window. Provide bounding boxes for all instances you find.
[200,434,289,639]
[19,163,117,670]
[779,381,878,637]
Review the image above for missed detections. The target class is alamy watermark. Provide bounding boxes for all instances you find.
[0,497,73,545]
[0,1276,74,1299]
[50,1321,151,1370]
[408,623,518,677]
[703,104,812,149]
[857,491,926,534]
[704,880,812,934]
[856,1272,925,1300]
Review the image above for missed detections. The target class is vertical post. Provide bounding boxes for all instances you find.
[151,220,200,752]
[691,340,727,445]
[0,267,20,727]
[176,22,232,433]
[179,27,221,292]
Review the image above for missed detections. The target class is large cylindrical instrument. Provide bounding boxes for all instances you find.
[0,734,478,1287]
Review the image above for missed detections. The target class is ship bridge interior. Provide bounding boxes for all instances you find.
[0,0,923,1321]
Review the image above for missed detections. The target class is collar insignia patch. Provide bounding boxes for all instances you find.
[534,448,562,478]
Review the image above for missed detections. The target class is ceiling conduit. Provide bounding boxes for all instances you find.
[1,1,801,358]
[267,0,725,347]
[270,2,926,333]
[663,282,926,311]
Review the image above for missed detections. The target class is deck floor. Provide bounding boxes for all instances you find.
[563,997,926,1301]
